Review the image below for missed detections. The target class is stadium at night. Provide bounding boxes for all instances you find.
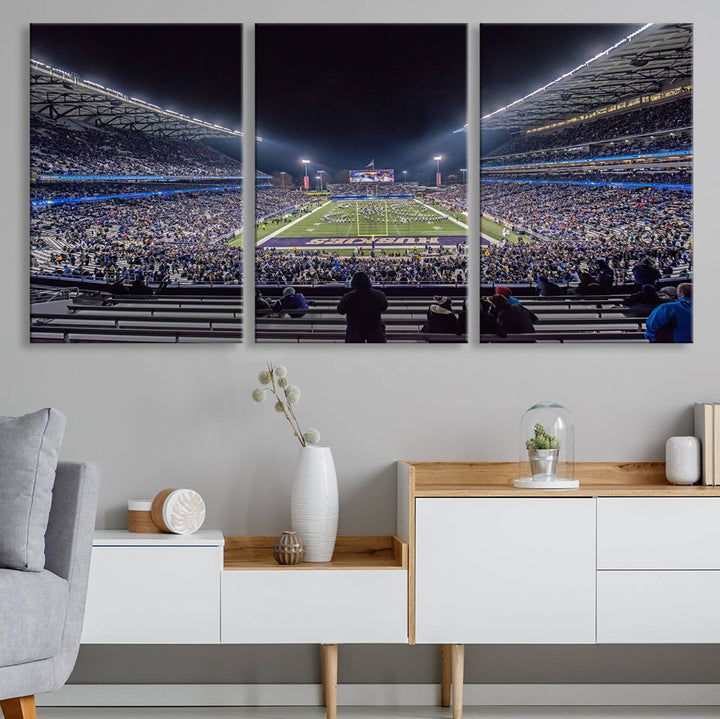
[479,22,692,343]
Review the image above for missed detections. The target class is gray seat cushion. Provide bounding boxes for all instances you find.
[0,568,69,667]
[0,408,66,570]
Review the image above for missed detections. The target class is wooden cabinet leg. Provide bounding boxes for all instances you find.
[451,644,464,719]
[321,644,338,719]
[440,644,452,707]
[320,645,327,706]
[1,696,37,719]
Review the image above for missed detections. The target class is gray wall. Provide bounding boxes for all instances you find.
[6,0,719,685]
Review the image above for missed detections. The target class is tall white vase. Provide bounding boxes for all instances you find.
[291,446,338,562]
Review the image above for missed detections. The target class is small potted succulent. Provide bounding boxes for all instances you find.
[525,423,561,480]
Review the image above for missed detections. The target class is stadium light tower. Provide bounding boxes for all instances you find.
[301,159,311,191]
[402,170,408,182]
[433,156,443,187]
[315,175,321,191]
[280,171,287,190]
[318,169,326,191]
[460,168,467,184]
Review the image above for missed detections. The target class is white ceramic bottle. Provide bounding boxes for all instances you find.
[665,436,701,485]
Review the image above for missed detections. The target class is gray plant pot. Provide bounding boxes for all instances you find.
[528,448,559,480]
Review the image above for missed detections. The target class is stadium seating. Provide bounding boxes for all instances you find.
[484,95,691,160]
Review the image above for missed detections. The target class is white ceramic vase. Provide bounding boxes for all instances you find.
[291,446,338,562]
[665,436,701,485]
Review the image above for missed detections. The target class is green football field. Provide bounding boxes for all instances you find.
[259,199,467,243]
[481,215,532,244]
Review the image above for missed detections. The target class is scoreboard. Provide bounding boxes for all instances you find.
[349,169,394,183]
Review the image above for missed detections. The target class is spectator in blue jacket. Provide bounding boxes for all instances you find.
[645,283,692,343]
[273,286,309,318]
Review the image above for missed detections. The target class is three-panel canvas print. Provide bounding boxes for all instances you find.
[29,23,692,344]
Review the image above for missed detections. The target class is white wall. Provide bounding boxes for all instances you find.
[6,0,719,686]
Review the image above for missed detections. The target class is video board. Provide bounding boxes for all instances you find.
[349,169,395,183]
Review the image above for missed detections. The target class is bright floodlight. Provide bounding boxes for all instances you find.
[482,23,654,121]
[301,159,310,164]
[433,155,443,161]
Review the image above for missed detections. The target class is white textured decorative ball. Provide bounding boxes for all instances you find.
[160,489,206,534]
[665,436,701,485]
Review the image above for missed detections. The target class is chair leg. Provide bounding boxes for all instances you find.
[440,644,452,707]
[1,696,37,719]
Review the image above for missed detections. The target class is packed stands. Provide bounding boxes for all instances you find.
[485,95,691,160]
[31,115,243,178]
[256,248,467,286]
[426,185,468,213]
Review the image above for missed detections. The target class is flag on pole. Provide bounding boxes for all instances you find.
[365,159,375,169]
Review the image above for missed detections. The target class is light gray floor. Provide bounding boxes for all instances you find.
[36,708,720,719]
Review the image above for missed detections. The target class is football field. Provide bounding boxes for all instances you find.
[257,199,467,250]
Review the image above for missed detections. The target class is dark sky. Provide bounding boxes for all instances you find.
[256,24,467,183]
[480,24,642,153]
[30,24,243,158]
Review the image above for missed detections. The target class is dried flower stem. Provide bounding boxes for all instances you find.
[267,361,306,447]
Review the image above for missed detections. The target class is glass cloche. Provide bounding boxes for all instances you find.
[515,402,577,489]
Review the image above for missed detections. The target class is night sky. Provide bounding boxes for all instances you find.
[480,23,642,153]
[30,24,243,157]
[256,24,467,184]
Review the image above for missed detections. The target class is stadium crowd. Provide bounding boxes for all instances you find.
[31,115,243,177]
[255,188,320,221]
[31,189,244,283]
[256,248,467,286]
[426,185,468,213]
[481,182,692,285]
[482,169,692,185]
[482,132,691,167]
[485,95,691,159]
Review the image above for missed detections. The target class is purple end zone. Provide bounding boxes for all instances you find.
[261,235,467,248]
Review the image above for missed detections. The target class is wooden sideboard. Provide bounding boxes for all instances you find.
[397,461,720,719]
[80,462,720,719]
[81,531,407,719]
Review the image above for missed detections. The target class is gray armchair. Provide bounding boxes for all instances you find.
[0,461,101,719]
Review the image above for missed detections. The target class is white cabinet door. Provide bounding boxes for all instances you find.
[222,570,407,644]
[598,571,720,643]
[81,546,221,643]
[415,498,596,644]
[598,498,720,569]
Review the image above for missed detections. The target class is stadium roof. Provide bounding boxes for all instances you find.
[30,59,250,140]
[481,23,693,132]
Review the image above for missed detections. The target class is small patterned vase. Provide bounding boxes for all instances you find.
[273,530,305,565]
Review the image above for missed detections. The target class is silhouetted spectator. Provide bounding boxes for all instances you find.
[622,284,665,317]
[633,257,662,288]
[255,289,273,317]
[337,271,388,343]
[537,275,563,296]
[423,296,459,336]
[491,294,537,339]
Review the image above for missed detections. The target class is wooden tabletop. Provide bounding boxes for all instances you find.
[401,461,720,497]
[224,535,408,570]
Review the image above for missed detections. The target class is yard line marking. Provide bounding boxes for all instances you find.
[417,199,469,229]
[256,200,333,246]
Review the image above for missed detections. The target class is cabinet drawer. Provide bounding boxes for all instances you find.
[81,546,221,643]
[221,570,407,644]
[415,498,596,644]
[597,571,720,643]
[598,498,720,569]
